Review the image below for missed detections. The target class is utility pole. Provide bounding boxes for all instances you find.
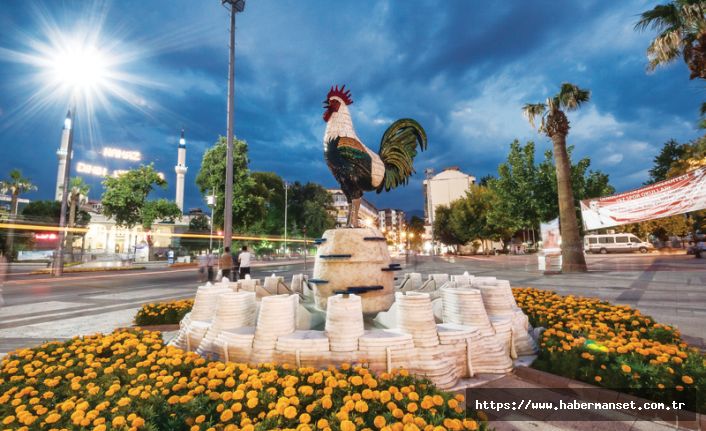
[221,0,245,250]
[54,108,75,276]
[284,181,288,257]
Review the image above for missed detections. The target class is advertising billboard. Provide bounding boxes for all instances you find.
[580,167,706,231]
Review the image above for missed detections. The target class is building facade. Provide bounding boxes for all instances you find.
[378,208,406,244]
[423,167,476,250]
[327,189,380,228]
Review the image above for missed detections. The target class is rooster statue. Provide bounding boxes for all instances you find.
[323,85,427,227]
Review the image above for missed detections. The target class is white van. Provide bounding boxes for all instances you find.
[584,234,654,254]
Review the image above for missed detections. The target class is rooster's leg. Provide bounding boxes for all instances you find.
[348,198,361,228]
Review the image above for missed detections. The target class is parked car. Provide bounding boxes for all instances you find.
[688,241,706,257]
[584,234,654,254]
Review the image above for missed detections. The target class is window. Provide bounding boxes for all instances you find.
[630,236,641,243]
[599,237,615,244]
[615,236,629,243]
[589,238,598,244]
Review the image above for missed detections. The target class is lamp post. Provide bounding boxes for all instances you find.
[283,181,288,257]
[207,192,216,251]
[221,0,245,251]
[53,108,75,276]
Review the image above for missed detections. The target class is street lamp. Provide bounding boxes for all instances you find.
[48,40,110,276]
[206,192,217,251]
[283,181,288,257]
[221,0,246,250]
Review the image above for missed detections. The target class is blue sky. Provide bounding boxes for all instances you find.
[0,0,703,215]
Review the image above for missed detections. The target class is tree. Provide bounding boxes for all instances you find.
[523,83,591,272]
[635,1,706,80]
[66,177,90,260]
[195,137,264,233]
[647,139,687,184]
[21,200,90,226]
[101,165,182,243]
[433,205,464,253]
[487,140,539,236]
[251,172,286,235]
[408,215,426,250]
[0,169,37,260]
[189,214,211,232]
[285,182,335,238]
[0,169,36,216]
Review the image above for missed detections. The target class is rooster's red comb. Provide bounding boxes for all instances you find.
[326,85,353,105]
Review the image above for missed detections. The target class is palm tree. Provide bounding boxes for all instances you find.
[635,0,706,80]
[67,177,90,261]
[0,169,37,261]
[523,83,590,273]
[0,169,37,216]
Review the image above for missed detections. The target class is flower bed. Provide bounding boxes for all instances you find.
[134,299,194,326]
[513,287,705,413]
[0,329,486,430]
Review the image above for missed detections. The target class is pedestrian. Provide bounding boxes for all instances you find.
[232,247,241,281]
[197,251,207,282]
[0,252,6,308]
[238,245,252,279]
[206,250,215,282]
[220,247,233,281]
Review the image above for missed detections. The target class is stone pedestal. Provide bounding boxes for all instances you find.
[312,228,395,315]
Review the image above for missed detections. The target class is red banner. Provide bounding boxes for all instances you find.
[580,167,706,230]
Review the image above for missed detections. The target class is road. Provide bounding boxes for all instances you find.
[1,253,704,354]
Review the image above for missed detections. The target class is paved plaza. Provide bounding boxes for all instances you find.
[1,253,704,355]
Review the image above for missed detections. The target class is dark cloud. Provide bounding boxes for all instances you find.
[0,0,703,214]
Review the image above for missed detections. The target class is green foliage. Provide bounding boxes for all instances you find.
[134,299,193,326]
[0,169,36,215]
[408,215,426,250]
[433,205,462,251]
[188,214,211,232]
[21,200,90,227]
[487,141,614,234]
[377,119,428,192]
[616,215,691,240]
[647,139,686,184]
[284,181,336,238]
[141,199,182,230]
[101,164,177,229]
[195,137,264,233]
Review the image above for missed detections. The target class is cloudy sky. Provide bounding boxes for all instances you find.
[0,0,703,215]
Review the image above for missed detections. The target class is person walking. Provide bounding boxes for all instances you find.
[197,251,207,282]
[232,247,241,281]
[206,250,215,283]
[238,245,252,279]
[220,247,233,281]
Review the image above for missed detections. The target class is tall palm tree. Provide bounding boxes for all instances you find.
[66,177,90,261]
[523,83,590,273]
[635,0,706,80]
[0,169,36,261]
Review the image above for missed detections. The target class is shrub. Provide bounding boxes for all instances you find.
[0,329,487,430]
[134,299,193,326]
[513,287,705,413]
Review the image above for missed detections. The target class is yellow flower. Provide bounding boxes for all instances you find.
[620,364,631,373]
[374,415,386,428]
[284,406,297,419]
[299,413,311,424]
[355,400,368,413]
[682,375,694,384]
[220,409,233,422]
[340,420,356,431]
[594,376,602,382]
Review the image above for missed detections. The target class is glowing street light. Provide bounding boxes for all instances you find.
[50,37,115,276]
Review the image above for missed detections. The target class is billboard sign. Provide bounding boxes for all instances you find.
[580,167,706,231]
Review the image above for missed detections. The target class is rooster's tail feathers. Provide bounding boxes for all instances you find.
[376,119,428,192]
